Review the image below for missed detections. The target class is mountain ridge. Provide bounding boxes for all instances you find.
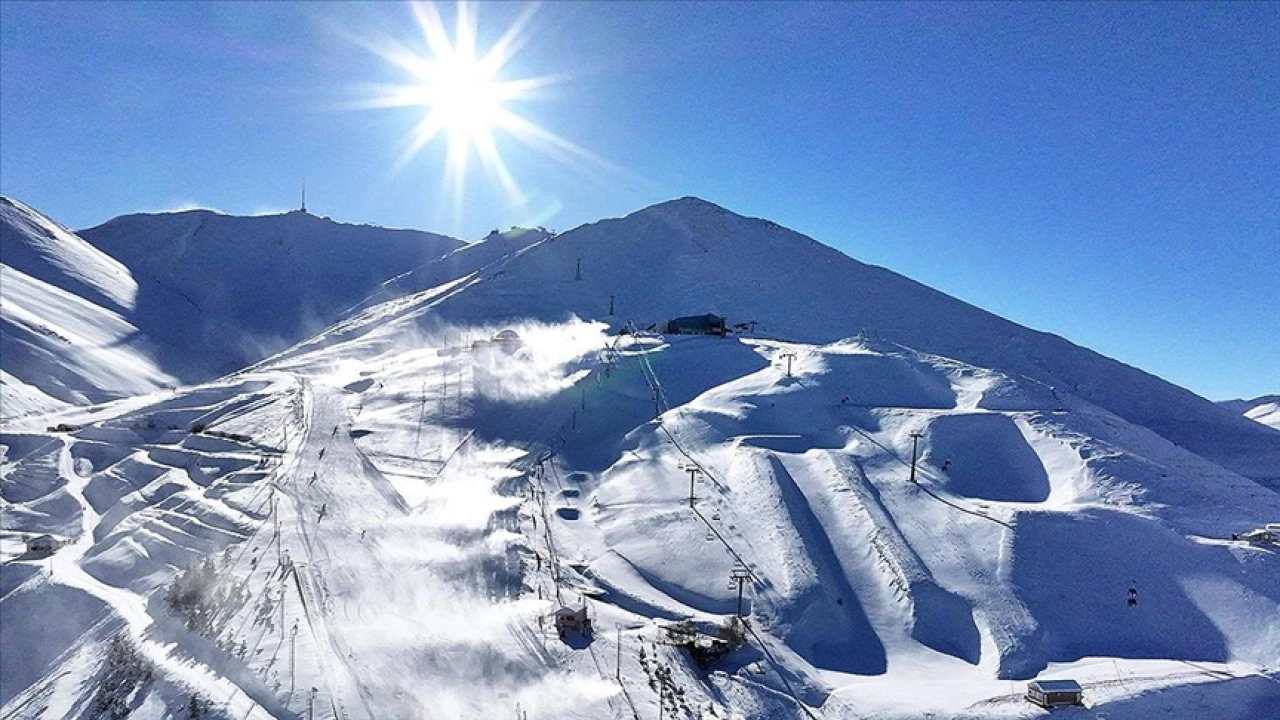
[344,195,1279,483]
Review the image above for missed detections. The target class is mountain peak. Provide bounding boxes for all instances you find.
[631,195,735,219]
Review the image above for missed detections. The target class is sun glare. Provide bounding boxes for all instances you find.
[350,1,612,223]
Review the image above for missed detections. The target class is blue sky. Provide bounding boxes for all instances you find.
[1,2,1276,400]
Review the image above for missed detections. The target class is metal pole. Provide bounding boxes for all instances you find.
[615,625,622,680]
[909,431,924,484]
[289,621,298,698]
[686,467,701,507]
[274,495,281,566]
[730,566,751,617]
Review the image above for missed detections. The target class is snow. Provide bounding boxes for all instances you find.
[0,197,138,314]
[1,200,176,418]
[76,207,464,381]
[1222,395,1280,432]
[2,196,1278,719]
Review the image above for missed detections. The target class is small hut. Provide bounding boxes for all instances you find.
[553,605,592,637]
[26,534,60,554]
[1026,679,1083,708]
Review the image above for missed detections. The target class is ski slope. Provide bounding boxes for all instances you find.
[3,197,1278,719]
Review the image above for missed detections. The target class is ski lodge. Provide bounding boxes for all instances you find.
[662,314,727,336]
[1026,679,1084,708]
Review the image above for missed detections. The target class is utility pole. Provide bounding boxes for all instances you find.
[780,352,796,377]
[684,466,702,507]
[309,687,317,720]
[909,431,924,484]
[615,624,622,680]
[301,179,307,213]
[730,565,751,617]
[575,257,582,281]
[274,495,281,566]
[289,620,298,698]
[608,294,615,315]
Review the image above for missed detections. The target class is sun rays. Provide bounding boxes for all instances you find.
[348,1,613,228]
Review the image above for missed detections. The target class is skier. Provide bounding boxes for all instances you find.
[317,503,327,522]
[1127,583,1138,607]
[941,459,952,472]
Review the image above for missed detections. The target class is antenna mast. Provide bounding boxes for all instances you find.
[301,179,307,213]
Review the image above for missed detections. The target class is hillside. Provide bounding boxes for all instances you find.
[1221,395,1280,432]
[1,198,467,421]
[296,197,1280,484]
[78,207,463,380]
[0,198,175,418]
[2,197,1277,720]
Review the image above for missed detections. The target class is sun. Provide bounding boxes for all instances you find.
[423,52,503,145]
[351,1,606,218]
[391,2,528,160]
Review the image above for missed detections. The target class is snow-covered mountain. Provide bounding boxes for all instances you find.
[77,206,462,380]
[1221,395,1280,432]
[1,198,463,421]
[1,198,175,418]
[287,197,1280,484]
[3,197,1277,720]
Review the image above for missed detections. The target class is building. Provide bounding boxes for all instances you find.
[26,534,60,554]
[1240,528,1275,545]
[663,314,727,336]
[493,329,523,353]
[1026,679,1083,708]
[553,605,592,637]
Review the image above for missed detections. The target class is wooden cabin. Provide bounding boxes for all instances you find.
[1026,679,1083,708]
